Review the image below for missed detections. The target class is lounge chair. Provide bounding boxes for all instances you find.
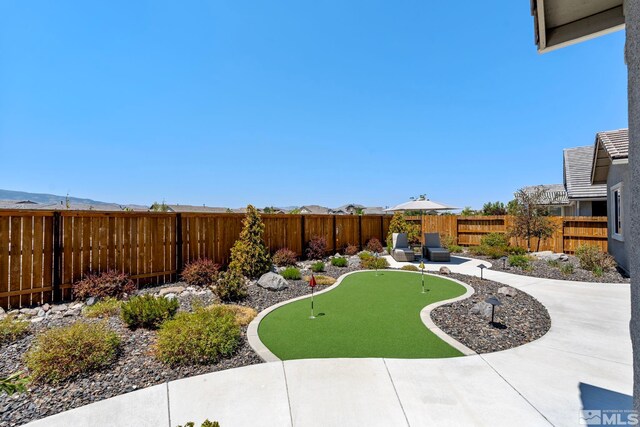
[422,233,451,262]
[392,233,415,262]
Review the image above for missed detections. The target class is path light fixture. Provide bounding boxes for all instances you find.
[419,261,426,293]
[500,256,508,269]
[485,296,502,327]
[478,263,487,280]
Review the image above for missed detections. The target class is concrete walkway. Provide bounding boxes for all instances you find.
[24,257,632,427]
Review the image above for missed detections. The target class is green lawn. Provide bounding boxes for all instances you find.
[258,270,467,360]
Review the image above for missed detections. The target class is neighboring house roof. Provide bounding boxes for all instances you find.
[592,128,629,184]
[563,145,607,200]
[166,205,230,213]
[299,205,331,214]
[522,184,570,205]
[362,206,392,215]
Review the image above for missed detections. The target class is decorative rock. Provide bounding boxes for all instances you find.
[50,304,67,313]
[439,266,451,275]
[42,303,51,312]
[469,301,494,319]
[348,256,361,268]
[31,317,44,323]
[257,272,288,291]
[498,286,517,297]
[164,293,177,301]
[19,308,38,317]
[85,297,96,306]
[159,286,185,296]
[36,308,46,317]
[531,251,569,262]
[63,309,80,317]
[70,302,84,310]
[0,307,5,319]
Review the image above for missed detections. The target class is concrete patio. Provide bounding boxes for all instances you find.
[24,256,632,427]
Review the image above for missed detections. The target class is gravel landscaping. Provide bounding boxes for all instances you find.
[0,260,361,427]
[471,252,630,284]
[430,272,551,353]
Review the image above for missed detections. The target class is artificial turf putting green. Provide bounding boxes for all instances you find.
[258,270,467,360]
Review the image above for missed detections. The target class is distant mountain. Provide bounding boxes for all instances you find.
[0,189,113,206]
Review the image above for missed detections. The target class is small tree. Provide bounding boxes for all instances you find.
[481,201,507,216]
[509,186,558,252]
[386,212,421,248]
[460,206,477,216]
[228,205,272,278]
[151,200,169,212]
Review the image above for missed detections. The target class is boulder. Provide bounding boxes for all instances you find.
[36,308,46,317]
[85,297,96,307]
[42,303,51,312]
[439,266,451,275]
[498,286,517,297]
[19,308,38,317]
[0,307,5,319]
[164,293,177,301]
[31,317,44,324]
[50,304,67,313]
[469,301,494,319]
[159,286,185,296]
[532,251,568,262]
[257,272,288,291]
[348,256,361,268]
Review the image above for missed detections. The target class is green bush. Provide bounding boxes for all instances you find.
[508,254,531,269]
[470,245,506,259]
[560,263,574,275]
[121,294,179,329]
[593,267,604,277]
[72,270,136,300]
[156,306,240,366]
[280,267,301,280]
[547,259,560,268]
[331,257,348,267]
[25,322,120,383]
[228,205,272,278]
[83,298,122,318]
[575,245,617,272]
[272,248,298,267]
[358,251,373,261]
[0,316,29,344]
[181,259,221,287]
[400,265,419,271]
[214,269,248,302]
[361,256,389,270]
[0,372,29,396]
[310,261,325,273]
[386,212,421,247]
[507,246,527,256]
[177,420,220,427]
[481,232,509,248]
[448,245,464,254]
[440,235,456,249]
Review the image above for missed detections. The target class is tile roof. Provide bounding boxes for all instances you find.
[563,146,607,199]
[522,184,570,205]
[167,205,231,213]
[596,128,629,159]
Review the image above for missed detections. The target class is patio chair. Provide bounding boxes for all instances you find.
[392,233,415,262]
[422,233,451,262]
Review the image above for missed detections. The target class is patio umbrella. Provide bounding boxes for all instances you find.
[385,199,459,246]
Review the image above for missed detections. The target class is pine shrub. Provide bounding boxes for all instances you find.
[508,254,531,269]
[310,261,325,273]
[83,298,122,318]
[213,269,248,302]
[72,270,135,300]
[181,259,221,287]
[0,316,29,344]
[121,294,179,330]
[228,205,272,278]
[331,257,348,267]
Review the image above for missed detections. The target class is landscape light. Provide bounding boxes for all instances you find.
[485,296,502,327]
[419,261,426,293]
[500,256,508,269]
[478,263,487,280]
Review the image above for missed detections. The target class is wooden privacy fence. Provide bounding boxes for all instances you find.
[412,215,608,253]
[0,210,392,309]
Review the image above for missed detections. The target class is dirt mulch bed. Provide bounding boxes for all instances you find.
[430,273,551,354]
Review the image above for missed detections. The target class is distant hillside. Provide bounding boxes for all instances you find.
[0,189,113,206]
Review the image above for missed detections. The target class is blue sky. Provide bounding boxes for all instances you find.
[0,1,628,210]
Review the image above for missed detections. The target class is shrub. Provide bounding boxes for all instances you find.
[121,294,179,329]
[272,248,298,267]
[365,238,383,253]
[72,270,135,300]
[310,261,325,273]
[358,251,373,261]
[331,257,348,267]
[155,306,240,366]
[302,275,336,286]
[401,265,419,271]
[214,269,248,302]
[507,246,527,256]
[593,267,604,277]
[508,254,531,269]
[212,304,257,326]
[25,322,120,383]
[344,244,359,256]
[280,267,301,280]
[361,256,389,270]
[483,246,507,259]
[481,233,509,248]
[575,245,617,272]
[0,373,29,396]
[177,420,220,427]
[547,259,560,268]
[228,205,272,278]
[181,259,221,287]
[83,298,122,318]
[386,212,421,247]
[306,235,327,260]
[440,235,456,249]
[0,316,29,344]
[448,245,464,254]
[560,263,575,275]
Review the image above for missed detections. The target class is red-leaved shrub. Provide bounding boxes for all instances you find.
[73,270,136,300]
[306,236,327,260]
[272,248,298,266]
[181,259,221,287]
[344,243,359,256]
[366,238,384,253]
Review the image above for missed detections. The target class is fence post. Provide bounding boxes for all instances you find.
[332,215,337,254]
[175,213,183,275]
[52,212,62,303]
[300,215,306,259]
[380,216,384,244]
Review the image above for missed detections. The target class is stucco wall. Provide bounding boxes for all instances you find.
[607,162,630,274]
[625,0,640,413]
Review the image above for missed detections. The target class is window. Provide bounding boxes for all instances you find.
[611,183,623,241]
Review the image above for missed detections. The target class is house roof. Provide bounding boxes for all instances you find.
[591,128,629,184]
[362,206,392,215]
[299,205,331,214]
[531,0,625,53]
[166,205,230,213]
[563,146,607,200]
[522,184,570,205]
